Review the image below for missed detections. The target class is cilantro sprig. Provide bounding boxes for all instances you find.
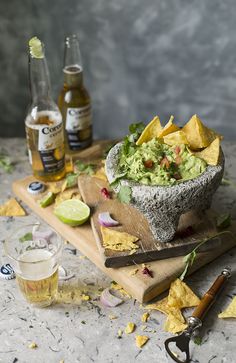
[109,122,144,204]
[122,122,145,157]
[221,177,236,188]
[117,185,132,204]
[179,230,235,281]
[0,153,14,173]
[74,160,95,176]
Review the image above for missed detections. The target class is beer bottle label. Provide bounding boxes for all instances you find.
[38,122,64,151]
[65,105,92,150]
[38,122,65,173]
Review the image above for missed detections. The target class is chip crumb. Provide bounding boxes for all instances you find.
[110,282,131,298]
[141,312,149,323]
[135,335,149,348]
[79,255,86,259]
[141,325,147,331]
[109,314,118,320]
[125,322,135,334]
[117,329,123,338]
[129,268,139,276]
[81,294,90,301]
[59,360,64,363]
[28,342,38,349]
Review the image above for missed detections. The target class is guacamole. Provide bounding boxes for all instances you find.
[117,138,207,186]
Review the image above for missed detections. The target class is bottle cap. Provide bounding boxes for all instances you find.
[0,264,15,280]
[27,181,45,195]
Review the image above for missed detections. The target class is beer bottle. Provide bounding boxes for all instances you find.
[58,34,92,154]
[25,37,65,182]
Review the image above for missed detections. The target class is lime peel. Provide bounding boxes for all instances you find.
[39,191,55,208]
[54,199,90,226]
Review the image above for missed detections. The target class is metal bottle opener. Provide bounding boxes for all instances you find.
[164,267,231,363]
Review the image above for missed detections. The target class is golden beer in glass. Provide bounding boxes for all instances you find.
[4,224,63,308]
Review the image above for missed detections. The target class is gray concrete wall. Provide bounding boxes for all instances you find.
[0,0,236,140]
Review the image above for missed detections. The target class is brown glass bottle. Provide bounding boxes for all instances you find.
[58,35,92,154]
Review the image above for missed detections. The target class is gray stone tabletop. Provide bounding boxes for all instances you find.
[0,138,236,363]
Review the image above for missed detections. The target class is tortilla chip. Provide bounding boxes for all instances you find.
[194,137,220,166]
[55,188,81,206]
[157,115,180,138]
[182,114,222,150]
[164,313,187,334]
[163,130,189,146]
[168,279,200,309]
[218,296,236,318]
[47,182,62,194]
[100,226,139,251]
[136,116,162,145]
[93,166,108,181]
[145,297,185,323]
[0,198,26,216]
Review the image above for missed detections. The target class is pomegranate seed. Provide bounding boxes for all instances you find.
[142,267,153,278]
[101,187,111,199]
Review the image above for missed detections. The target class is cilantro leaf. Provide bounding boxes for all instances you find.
[65,173,78,188]
[74,160,95,176]
[194,336,203,345]
[217,213,231,229]
[117,185,132,204]
[129,122,145,135]
[19,232,33,243]
[0,153,14,173]
[103,142,116,158]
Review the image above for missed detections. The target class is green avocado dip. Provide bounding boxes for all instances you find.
[116,138,207,186]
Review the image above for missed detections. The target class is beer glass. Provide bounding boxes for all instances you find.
[4,223,63,308]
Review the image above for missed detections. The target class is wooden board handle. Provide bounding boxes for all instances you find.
[192,267,231,321]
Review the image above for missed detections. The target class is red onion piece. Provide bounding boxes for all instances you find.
[100,288,123,307]
[33,230,53,242]
[98,212,119,227]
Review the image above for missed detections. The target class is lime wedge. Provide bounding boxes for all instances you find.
[54,199,90,226]
[40,192,55,208]
[29,37,44,59]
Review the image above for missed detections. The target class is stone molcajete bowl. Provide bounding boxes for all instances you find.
[105,142,224,243]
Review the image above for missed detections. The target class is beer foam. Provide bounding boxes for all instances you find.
[25,110,62,128]
[18,249,57,280]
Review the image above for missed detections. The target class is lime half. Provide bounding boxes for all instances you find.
[29,37,44,59]
[54,199,90,226]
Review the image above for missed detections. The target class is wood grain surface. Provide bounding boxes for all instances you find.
[12,141,236,302]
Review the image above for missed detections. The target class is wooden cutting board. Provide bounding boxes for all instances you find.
[12,141,236,302]
[78,175,222,268]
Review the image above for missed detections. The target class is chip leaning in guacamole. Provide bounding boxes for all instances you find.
[113,115,222,187]
[117,138,207,186]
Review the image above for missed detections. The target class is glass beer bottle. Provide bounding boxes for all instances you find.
[25,37,65,182]
[58,34,92,154]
